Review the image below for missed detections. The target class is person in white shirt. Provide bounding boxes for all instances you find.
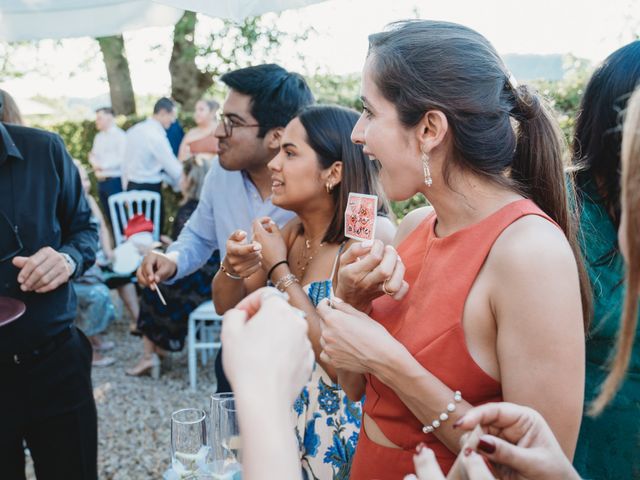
[89,107,126,214]
[123,97,183,227]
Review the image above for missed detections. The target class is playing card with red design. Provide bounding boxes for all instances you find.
[345,193,377,241]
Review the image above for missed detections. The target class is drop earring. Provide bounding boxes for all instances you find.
[325,182,333,194]
[421,148,433,187]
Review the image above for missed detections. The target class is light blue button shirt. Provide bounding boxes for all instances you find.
[165,157,295,282]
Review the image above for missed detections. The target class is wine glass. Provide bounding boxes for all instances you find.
[208,393,234,468]
[219,398,242,474]
[171,408,209,479]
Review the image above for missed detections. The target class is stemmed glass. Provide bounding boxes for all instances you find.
[171,408,209,479]
[219,398,242,465]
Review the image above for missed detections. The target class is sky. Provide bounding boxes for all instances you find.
[1,0,638,103]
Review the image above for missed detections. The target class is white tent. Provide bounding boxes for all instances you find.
[0,0,326,41]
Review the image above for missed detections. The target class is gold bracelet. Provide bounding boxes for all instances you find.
[220,263,242,281]
[274,273,299,292]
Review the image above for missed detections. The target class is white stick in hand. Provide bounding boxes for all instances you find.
[151,282,167,306]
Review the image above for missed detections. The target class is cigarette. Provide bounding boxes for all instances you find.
[151,282,167,306]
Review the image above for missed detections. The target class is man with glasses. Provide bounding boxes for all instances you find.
[0,108,99,478]
[137,64,314,390]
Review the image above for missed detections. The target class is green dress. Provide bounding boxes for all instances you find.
[574,184,640,479]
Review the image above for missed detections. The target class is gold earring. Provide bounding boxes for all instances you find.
[421,149,433,187]
[325,182,333,194]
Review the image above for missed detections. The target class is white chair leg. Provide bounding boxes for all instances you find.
[188,315,197,391]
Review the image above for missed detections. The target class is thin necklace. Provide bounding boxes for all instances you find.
[296,231,326,277]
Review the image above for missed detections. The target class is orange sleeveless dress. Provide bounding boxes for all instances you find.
[349,199,556,479]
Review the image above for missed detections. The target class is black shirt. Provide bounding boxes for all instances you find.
[0,123,97,354]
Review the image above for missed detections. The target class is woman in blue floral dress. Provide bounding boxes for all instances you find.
[212,105,395,479]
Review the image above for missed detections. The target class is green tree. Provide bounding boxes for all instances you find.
[170,12,309,111]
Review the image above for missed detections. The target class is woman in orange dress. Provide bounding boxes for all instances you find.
[317,20,590,478]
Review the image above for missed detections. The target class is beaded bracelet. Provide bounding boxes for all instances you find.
[422,390,462,434]
[275,273,299,292]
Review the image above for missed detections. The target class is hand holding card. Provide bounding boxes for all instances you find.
[345,192,378,242]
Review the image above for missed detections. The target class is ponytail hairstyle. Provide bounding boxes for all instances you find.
[367,20,591,326]
[296,104,390,244]
[590,88,640,415]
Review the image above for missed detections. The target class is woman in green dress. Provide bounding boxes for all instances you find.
[573,40,640,480]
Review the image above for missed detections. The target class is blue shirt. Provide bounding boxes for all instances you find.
[166,157,295,282]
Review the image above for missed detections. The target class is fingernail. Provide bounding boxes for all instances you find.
[464,447,473,457]
[361,240,374,247]
[415,442,426,454]
[452,417,464,429]
[478,438,496,454]
[332,297,344,304]
[253,243,262,251]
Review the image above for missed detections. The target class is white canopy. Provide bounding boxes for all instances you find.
[0,0,326,41]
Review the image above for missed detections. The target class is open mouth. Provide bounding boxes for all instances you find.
[271,179,285,190]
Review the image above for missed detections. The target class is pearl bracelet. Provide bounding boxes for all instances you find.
[422,390,462,434]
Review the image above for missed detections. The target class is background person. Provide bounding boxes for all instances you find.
[89,106,126,215]
[127,156,219,378]
[571,40,640,479]
[123,97,183,228]
[178,98,219,161]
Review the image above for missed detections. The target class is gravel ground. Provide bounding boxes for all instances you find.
[27,294,220,479]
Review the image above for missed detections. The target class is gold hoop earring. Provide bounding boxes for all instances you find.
[421,149,433,187]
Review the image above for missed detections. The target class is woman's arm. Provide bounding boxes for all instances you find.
[366,217,585,457]
[177,130,195,161]
[488,216,585,458]
[332,220,397,399]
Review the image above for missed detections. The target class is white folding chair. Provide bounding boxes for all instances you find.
[107,190,161,246]
[188,300,223,391]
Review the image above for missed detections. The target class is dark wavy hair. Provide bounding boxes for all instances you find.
[221,64,315,138]
[367,19,591,326]
[296,105,390,244]
[574,40,640,229]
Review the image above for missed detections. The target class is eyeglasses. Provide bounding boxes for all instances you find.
[218,113,261,138]
[0,211,23,263]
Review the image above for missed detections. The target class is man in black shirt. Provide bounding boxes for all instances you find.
[0,97,99,479]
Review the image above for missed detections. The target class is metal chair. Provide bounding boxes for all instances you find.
[187,300,223,391]
[107,190,161,246]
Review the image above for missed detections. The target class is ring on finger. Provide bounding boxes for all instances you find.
[382,278,396,296]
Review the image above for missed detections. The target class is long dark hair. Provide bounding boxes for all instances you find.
[297,105,390,244]
[574,41,640,229]
[368,20,591,326]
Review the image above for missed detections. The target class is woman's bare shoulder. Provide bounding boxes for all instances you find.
[393,206,435,247]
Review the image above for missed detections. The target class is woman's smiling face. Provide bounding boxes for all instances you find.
[350,55,424,201]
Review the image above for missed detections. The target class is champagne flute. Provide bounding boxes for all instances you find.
[171,408,209,479]
[219,398,242,466]
[208,393,234,474]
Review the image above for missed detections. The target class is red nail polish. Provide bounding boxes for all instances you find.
[478,438,496,454]
[463,447,473,457]
[416,442,426,453]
